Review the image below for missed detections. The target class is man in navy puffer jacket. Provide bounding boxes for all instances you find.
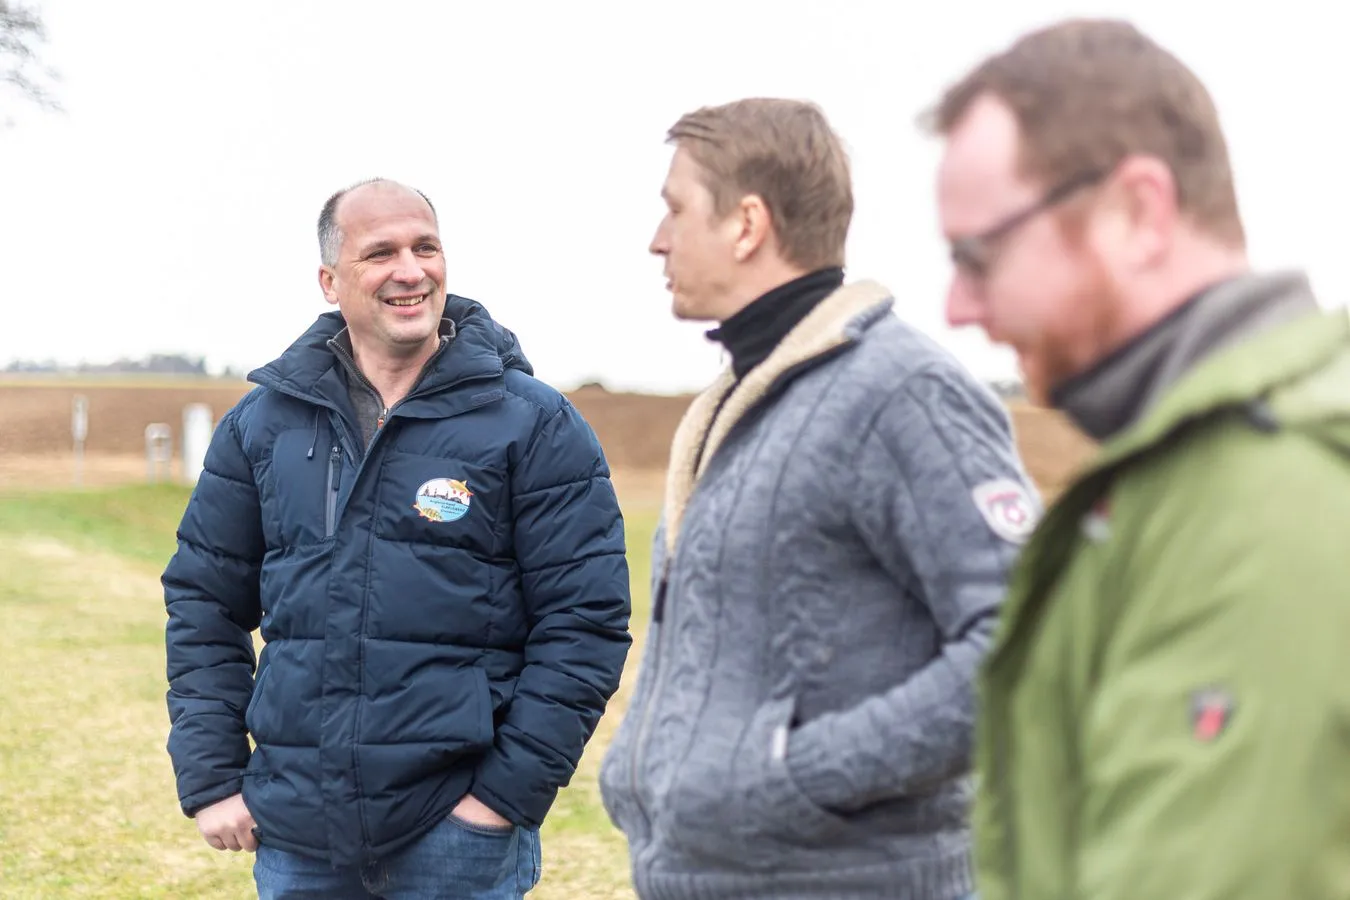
[162,178,632,899]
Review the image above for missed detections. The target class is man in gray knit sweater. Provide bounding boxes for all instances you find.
[598,98,1037,899]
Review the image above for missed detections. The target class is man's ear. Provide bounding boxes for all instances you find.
[1085,154,1178,275]
[731,194,773,263]
[318,267,339,306]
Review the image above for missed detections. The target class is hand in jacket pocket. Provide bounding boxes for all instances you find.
[195,793,258,852]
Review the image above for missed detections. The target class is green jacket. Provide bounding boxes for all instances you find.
[975,300,1350,900]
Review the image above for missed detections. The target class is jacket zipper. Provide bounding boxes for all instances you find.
[325,445,342,538]
[322,337,483,854]
[627,562,670,832]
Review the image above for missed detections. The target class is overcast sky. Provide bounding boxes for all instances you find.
[2,1,1345,393]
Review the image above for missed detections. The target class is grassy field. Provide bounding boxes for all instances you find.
[0,483,657,900]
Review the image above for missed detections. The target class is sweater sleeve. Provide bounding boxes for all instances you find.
[786,366,1037,808]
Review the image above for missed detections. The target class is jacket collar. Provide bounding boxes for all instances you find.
[247,294,532,408]
[662,279,895,555]
[1092,272,1346,476]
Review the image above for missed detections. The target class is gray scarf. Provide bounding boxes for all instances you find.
[1052,271,1319,442]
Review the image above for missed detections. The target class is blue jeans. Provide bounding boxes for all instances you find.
[253,814,542,899]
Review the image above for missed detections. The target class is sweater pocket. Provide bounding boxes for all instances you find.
[663,694,866,868]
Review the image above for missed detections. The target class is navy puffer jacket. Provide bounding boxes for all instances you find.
[163,297,632,865]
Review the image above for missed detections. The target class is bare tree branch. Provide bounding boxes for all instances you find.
[1,0,63,117]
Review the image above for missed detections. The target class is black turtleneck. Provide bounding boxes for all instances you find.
[706,267,845,379]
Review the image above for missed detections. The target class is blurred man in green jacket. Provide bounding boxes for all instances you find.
[923,17,1350,900]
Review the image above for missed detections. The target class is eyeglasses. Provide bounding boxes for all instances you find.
[948,169,1106,281]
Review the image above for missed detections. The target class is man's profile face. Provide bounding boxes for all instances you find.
[319,183,448,359]
[649,145,740,323]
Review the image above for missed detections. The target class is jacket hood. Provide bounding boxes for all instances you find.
[1267,312,1350,456]
[248,294,533,401]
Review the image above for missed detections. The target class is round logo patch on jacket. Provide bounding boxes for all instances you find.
[971,477,1037,544]
[413,478,473,522]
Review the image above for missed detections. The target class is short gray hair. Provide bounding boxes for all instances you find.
[317,178,439,266]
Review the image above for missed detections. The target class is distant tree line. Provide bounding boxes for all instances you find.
[4,353,210,375]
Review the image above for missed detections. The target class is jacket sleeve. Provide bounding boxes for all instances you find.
[786,367,1036,809]
[162,406,265,817]
[1073,434,1350,900]
[470,399,632,827]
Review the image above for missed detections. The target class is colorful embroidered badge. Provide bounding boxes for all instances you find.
[413,478,473,523]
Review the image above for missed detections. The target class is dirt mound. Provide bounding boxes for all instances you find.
[0,381,255,456]
[563,385,698,472]
[0,379,1095,498]
[0,381,697,471]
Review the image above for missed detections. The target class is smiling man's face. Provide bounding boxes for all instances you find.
[319,182,447,362]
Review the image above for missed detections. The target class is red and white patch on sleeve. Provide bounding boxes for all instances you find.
[971,478,1039,544]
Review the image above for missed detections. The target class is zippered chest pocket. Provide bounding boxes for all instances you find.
[324,444,344,538]
[373,450,506,557]
[260,426,345,548]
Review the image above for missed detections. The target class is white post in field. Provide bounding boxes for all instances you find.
[71,395,89,487]
[182,403,214,485]
[145,423,172,483]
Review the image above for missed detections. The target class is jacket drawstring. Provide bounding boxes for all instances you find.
[306,408,321,459]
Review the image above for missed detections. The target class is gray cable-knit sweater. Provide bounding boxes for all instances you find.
[599,281,1039,900]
